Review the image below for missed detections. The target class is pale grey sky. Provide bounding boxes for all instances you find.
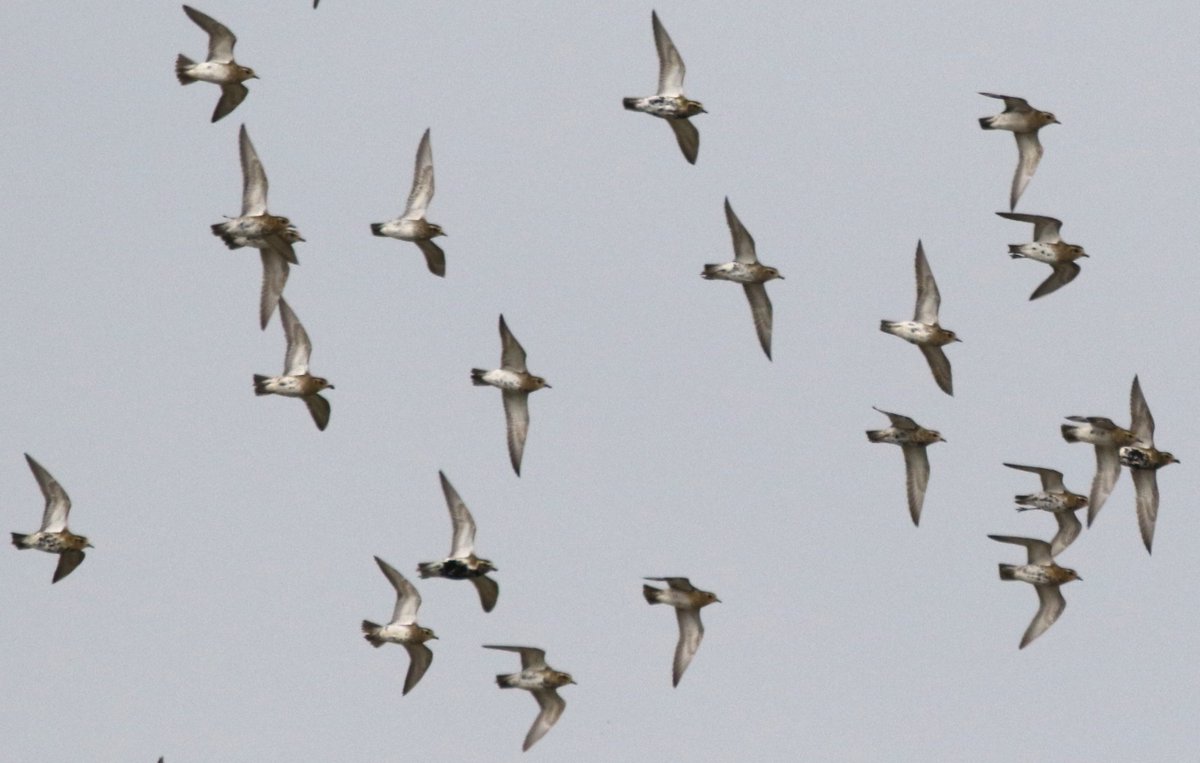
[3,1,1199,760]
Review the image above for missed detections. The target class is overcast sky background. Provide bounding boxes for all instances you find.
[3,1,1199,760]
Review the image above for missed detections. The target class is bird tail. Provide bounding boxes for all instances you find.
[175,54,197,85]
[496,673,518,688]
[865,430,886,443]
[470,369,488,386]
[416,562,439,579]
[879,320,895,334]
[978,116,995,130]
[253,375,272,396]
[1007,245,1025,258]
[998,564,1018,581]
[1060,424,1080,443]
[369,223,384,237]
[643,584,662,605]
[361,620,385,648]
[11,533,29,549]
[210,222,241,249]
[1014,494,1036,505]
[622,97,640,111]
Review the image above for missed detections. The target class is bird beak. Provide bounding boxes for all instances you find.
[953,337,963,343]
[544,384,552,389]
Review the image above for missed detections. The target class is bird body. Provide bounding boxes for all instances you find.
[177,5,258,122]
[643,576,719,686]
[253,299,333,430]
[485,645,574,751]
[11,454,91,583]
[866,408,944,525]
[623,11,706,163]
[472,315,550,475]
[879,241,959,395]
[416,472,499,612]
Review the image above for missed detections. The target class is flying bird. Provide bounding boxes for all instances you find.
[1061,415,1137,527]
[978,92,1059,211]
[623,11,706,164]
[11,454,92,583]
[416,471,499,612]
[370,128,448,277]
[1003,463,1087,556]
[176,5,258,122]
[253,298,334,431]
[471,315,550,476]
[866,407,945,525]
[995,212,1088,300]
[701,198,784,360]
[880,241,960,395]
[989,534,1080,649]
[642,577,720,686]
[1118,376,1179,553]
[361,556,437,695]
[484,645,575,752]
[211,125,304,329]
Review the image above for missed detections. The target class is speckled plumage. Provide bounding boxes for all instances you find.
[880,241,960,395]
[996,212,1087,300]
[415,471,499,612]
[211,125,304,329]
[989,535,1080,649]
[701,198,784,360]
[485,645,575,751]
[11,454,91,583]
[623,11,706,164]
[1061,415,1137,527]
[253,298,333,431]
[1003,463,1086,556]
[361,557,437,695]
[1117,376,1179,554]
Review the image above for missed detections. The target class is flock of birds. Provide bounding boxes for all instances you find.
[10,6,742,755]
[866,95,1179,649]
[8,4,1184,757]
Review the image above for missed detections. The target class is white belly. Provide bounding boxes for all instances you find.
[480,369,524,391]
